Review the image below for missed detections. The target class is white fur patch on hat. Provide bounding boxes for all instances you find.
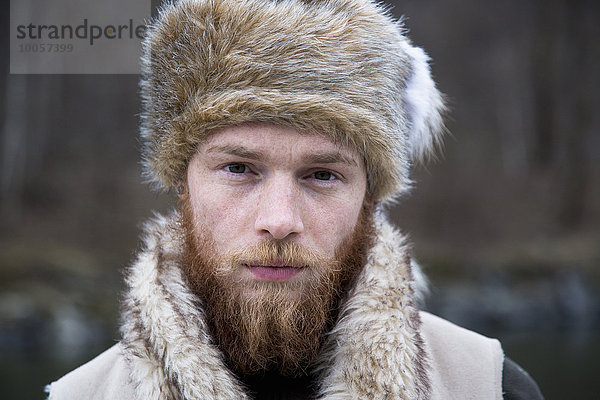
[402,43,446,161]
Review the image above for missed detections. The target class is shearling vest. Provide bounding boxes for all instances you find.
[47,211,503,400]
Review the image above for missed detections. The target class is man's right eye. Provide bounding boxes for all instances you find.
[225,163,248,174]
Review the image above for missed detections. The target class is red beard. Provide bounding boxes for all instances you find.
[180,194,375,377]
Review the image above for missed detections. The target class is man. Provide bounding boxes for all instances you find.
[47,0,543,399]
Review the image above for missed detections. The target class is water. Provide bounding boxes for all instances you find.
[501,333,600,400]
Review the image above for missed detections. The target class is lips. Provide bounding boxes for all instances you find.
[245,263,305,281]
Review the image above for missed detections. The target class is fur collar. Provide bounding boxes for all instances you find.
[120,210,431,399]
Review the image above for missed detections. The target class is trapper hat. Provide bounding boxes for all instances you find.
[140,0,445,203]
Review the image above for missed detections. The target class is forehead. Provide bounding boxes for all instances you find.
[200,123,363,166]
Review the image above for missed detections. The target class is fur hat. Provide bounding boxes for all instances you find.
[140,0,445,202]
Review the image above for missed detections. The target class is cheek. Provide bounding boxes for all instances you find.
[305,200,363,257]
[189,187,254,246]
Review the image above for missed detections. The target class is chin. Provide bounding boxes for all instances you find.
[239,280,307,300]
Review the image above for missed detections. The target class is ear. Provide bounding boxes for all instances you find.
[401,43,446,162]
[176,183,186,198]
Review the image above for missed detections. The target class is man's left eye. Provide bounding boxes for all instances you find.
[314,171,334,181]
[226,163,248,174]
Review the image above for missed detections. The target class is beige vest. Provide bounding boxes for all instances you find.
[47,311,503,400]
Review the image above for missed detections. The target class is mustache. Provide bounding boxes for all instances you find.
[221,240,338,272]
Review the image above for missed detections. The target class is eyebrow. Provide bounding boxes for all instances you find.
[204,144,266,161]
[301,152,358,167]
[205,144,358,167]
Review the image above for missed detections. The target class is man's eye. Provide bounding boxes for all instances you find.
[226,164,248,174]
[314,171,334,181]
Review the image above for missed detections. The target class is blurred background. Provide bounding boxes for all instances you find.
[1,0,599,398]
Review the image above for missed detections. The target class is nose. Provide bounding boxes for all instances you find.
[254,175,304,240]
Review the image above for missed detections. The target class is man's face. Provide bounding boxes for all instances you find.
[181,123,372,375]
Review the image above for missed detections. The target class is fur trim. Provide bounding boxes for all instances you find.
[120,211,430,399]
[120,213,248,399]
[314,209,430,399]
[140,0,445,202]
